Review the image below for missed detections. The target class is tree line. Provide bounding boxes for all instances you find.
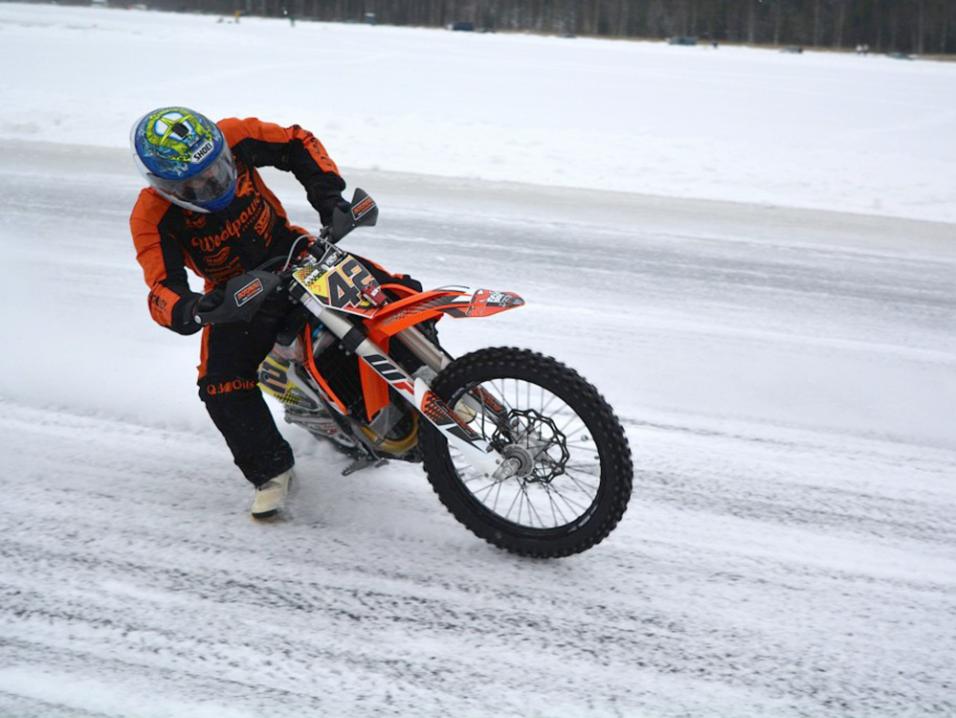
[139,0,956,54]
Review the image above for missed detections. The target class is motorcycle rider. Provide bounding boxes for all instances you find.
[129,106,351,519]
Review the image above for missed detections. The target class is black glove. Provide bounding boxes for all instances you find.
[197,287,225,313]
[316,195,351,227]
[184,287,226,328]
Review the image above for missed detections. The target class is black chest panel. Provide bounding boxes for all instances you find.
[165,163,295,285]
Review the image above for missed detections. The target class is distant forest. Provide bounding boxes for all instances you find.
[141,1,956,54]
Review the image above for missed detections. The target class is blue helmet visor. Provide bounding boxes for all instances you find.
[148,143,237,212]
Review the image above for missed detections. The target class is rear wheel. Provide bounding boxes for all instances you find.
[420,347,633,557]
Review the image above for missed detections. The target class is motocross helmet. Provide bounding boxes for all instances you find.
[131,107,237,213]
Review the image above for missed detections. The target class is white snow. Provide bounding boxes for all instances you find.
[1,3,955,222]
[0,4,954,717]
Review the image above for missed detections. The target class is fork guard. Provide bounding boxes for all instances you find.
[413,377,500,478]
[358,287,524,421]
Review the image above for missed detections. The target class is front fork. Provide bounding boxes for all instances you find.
[292,289,502,477]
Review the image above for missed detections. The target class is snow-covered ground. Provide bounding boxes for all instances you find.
[0,4,955,717]
[1,3,956,222]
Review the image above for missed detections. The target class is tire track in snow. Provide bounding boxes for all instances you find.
[2,403,954,716]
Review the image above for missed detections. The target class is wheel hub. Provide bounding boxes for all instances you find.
[492,409,571,484]
[499,444,535,478]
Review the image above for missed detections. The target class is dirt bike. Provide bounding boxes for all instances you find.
[199,190,633,557]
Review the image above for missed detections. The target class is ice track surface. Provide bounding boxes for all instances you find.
[0,142,954,717]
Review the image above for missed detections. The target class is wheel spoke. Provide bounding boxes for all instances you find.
[493,379,516,415]
[561,470,599,494]
[545,485,570,525]
[469,477,506,500]
[491,474,505,513]
[538,389,562,417]
[503,482,522,522]
[557,413,587,437]
[448,375,603,530]
[523,483,547,528]
[564,462,602,478]
[550,485,590,515]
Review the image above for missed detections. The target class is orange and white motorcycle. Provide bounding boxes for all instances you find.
[202,190,633,557]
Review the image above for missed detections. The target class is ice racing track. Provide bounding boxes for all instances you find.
[0,141,954,717]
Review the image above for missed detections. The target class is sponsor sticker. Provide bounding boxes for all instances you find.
[465,289,524,317]
[191,141,214,162]
[351,196,376,221]
[234,277,264,307]
[302,269,322,286]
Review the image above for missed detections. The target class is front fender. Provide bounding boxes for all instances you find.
[367,286,525,337]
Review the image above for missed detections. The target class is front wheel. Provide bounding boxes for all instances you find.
[420,347,633,558]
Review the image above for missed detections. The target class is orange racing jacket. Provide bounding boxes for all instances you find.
[130,117,345,335]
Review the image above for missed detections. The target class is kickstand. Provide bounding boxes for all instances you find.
[341,457,389,476]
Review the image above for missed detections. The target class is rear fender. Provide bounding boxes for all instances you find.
[366,287,525,338]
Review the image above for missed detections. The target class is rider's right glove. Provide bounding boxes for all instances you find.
[179,287,225,332]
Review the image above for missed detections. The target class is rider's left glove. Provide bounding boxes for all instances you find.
[316,195,351,228]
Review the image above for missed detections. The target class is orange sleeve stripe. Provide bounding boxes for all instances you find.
[130,189,172,287]
[130,189,181,328]
[219,117,340,174]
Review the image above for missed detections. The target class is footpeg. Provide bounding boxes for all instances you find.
[342,457,389,476]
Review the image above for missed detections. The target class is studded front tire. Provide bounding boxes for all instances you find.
[419,347,633,558]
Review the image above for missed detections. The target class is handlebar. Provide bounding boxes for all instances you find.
[194,188,379,326]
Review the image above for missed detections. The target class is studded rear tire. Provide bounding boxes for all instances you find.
[419,347,633,558]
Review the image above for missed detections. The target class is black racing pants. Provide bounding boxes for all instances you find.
[196,257,419,486]
[198,293,294,487]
